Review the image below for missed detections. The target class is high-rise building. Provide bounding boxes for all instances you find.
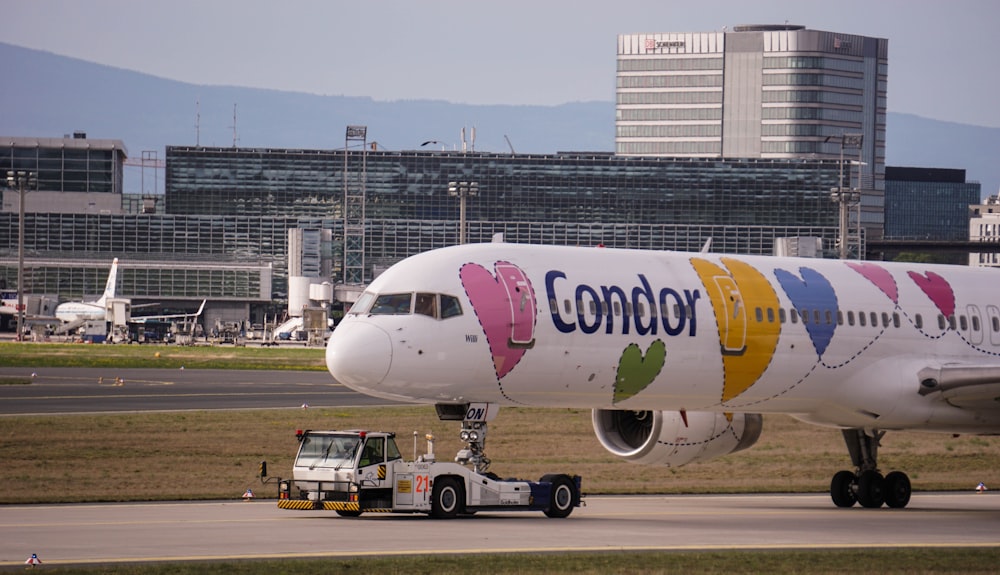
[884,166,981,241]
[617,25,888,237]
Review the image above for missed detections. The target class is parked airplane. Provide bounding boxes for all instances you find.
[54,258,119,323]
[326,243,1000,509]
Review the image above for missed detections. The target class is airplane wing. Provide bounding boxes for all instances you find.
[918,364,1000,410]
[132,300,206,322]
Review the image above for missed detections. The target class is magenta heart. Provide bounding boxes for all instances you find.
[846,262,898,303]
[460,261,536,379]
[907,270,955,318]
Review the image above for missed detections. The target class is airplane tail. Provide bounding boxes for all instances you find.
[95,258,119,306]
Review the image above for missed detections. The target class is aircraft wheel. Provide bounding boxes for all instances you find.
[883,471,911,509]
[431,477,463,519]
[335,509,362,518]
[830,470,857,508]
[856,470,885,508]
[542,474,578,518]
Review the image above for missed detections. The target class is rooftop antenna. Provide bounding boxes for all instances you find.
[471,126,476,153]
[461,127,467,153]
[195,99,201,147]
[230,103,239,148]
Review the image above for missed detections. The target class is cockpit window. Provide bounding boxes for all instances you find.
[440,295,462,319]
[348,291,376,315]
[370,293,413,315]
[415,293,437,317]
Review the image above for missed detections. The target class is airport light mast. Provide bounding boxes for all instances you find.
[6,170,36,340]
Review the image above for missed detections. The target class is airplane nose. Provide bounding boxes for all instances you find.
[326,321,392,390]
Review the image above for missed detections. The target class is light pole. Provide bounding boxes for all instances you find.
[826,134,863,259]
[6,170,36,340]
[448,181,479,244]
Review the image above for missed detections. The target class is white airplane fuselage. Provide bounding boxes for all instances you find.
[326,244,1000,434]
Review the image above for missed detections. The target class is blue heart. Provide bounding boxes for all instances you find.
[774,267,838,357]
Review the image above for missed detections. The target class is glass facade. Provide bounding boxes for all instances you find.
[0,137,126,194]
[884,167,981,240]
[165,147,844,282]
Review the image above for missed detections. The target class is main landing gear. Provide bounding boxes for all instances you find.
[830,428,911,509]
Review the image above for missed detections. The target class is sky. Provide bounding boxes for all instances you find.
[2,0,999,128]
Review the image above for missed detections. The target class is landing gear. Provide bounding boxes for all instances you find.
[455,421,491,473]
[830,429,911,509]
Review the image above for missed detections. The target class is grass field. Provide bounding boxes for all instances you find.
[0,342,326,370]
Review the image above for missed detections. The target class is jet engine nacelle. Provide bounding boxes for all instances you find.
[592,409,763,467]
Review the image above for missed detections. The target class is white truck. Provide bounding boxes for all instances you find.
[275,426,581,519]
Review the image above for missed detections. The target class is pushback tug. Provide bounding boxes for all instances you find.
[274,404,581,518]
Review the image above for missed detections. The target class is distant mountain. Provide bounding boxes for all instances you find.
[1,42,996,197]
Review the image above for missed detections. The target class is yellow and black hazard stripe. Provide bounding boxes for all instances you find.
[277,499,321,510]
[320,501,360,512]
[377,465,386,480]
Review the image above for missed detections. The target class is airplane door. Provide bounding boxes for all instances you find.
[967,305,984,346]
[711,276,747,355]
[496,263,536,347]
[987,305,1000,347]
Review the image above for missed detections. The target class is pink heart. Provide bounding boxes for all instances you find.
[460,261,536,379]
[846,262,898,304]
[907,270,955,318]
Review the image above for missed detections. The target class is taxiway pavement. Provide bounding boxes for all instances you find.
[0,493,997,567]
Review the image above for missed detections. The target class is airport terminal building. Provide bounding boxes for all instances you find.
[2,137,844,324]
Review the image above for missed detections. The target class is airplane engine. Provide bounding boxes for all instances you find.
[591,409,763,467]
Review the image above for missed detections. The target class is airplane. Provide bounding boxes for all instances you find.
[54,258,120,323]
[325,243,1000,510]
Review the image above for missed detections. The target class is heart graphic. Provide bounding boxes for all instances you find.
[907,270,955,318]
[613,340,666,404]
[846,262,898,304]
[774,267,838,357]
[460,261,536,379]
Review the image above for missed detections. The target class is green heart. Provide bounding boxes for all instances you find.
[613,340,667,403]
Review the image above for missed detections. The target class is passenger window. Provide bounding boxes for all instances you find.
[790,309,799,324]
[613,301,621,316]
[847,311,855,326]
[636,301,645,318]
[993,317,999,332]
[778,308,786,323]
[893,313,900,328]
[859,312,866,327]
[914,314,922,329]
[816,310,824,325]
[370,293,412,315]
[881,312,889,328]
[589,300,597,315]
[414,293,437,318]
[960,316,968,331]
[870,312,878,327]
[948,316,957,330]
[767,308,775,323]
[836,311,843,326]
[564,299,572,315]
[755,307,763,322]
[440,295,463,319]
[801,309,809,324]
[938,315,946,330]
[972,316,980,332]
